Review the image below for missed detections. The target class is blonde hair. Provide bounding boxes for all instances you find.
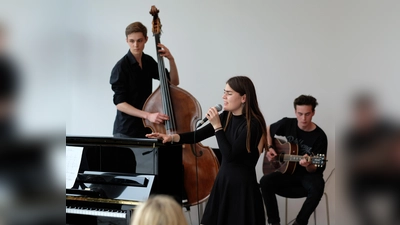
[131,195,188,225]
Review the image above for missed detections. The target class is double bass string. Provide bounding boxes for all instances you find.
[154,34,176,133]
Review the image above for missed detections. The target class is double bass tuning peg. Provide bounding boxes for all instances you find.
[149,5,159,15]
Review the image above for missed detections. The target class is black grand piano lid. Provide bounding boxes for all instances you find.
[66,136,164,147]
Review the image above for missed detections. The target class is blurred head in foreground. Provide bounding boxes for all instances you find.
[131,194,188,225]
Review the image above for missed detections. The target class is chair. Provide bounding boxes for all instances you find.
[275,168,334,225]
[262,152,335,225]
[275,183,317,225]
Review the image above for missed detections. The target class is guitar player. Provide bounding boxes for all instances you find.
[259,94,328,225]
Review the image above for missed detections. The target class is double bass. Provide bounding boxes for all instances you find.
[143,6,220,207]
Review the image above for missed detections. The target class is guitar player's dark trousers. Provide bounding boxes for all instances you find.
[260,171,325,225]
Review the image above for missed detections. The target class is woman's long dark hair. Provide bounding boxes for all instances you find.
[224,76,267,153]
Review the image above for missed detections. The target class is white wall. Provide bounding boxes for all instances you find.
[3,1,400,225]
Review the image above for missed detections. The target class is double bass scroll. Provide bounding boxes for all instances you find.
[142,5,220,207]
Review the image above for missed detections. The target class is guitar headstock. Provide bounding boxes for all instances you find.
[311,154,327,167]
[149,5,162,36]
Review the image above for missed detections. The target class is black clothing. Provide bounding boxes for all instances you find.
[0,54,19,138]
[0,54,19,98]
[260,170,325,225]
[260,117,328,225]
[179,112,265,225]
[269,117,328,174]
[344,120,400,225]
[109,50,184,205]
[110,50,169,138]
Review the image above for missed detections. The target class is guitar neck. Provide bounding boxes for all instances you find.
[282,154,305,162]
[280,154,326,167]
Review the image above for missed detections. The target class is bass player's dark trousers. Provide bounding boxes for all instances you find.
[259,171,325,225]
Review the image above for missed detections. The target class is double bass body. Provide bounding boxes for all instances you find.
[144,84,220,206]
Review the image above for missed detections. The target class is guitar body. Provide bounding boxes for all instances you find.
[263,138,299,175]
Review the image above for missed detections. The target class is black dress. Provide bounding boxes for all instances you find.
[179,112,265,225]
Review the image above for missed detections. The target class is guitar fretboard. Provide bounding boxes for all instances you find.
[282,155,307,162]
[280,154,325,167]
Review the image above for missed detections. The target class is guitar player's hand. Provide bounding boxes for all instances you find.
[299,154,311,167]
[300,154,316,172]
[266,148,277,162]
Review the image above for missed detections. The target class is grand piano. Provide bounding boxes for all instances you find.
[66,136,183,225]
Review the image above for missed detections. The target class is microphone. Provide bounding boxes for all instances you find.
[196,104,223,128]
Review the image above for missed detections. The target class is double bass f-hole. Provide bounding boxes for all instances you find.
[143,5,220,207]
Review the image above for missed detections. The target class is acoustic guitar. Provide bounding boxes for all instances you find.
[263,138,326,175]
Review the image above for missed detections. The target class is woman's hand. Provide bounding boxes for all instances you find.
[145,132,169,143]
[146,132,178,144]
[206,106,222,129]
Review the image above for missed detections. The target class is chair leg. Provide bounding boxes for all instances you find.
[313,210,317,225]
[285,198,288,225]
[324,192,329,225]
[314,193,329,225]
[284,193,329,225]
[313,209,316,225]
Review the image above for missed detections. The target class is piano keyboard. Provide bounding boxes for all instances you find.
[66,205,126,218]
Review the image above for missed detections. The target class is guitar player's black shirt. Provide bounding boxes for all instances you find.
[270,117,328,174]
